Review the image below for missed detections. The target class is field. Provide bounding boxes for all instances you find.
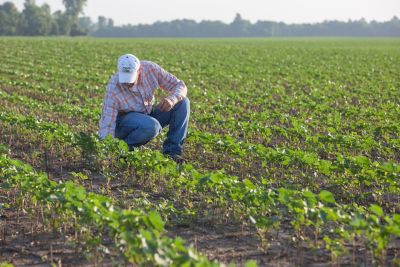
[0,37,399,266]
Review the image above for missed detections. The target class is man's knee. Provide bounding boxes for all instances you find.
[122,116,162,146]
[181,97,190,107]
[174,97,190,111]
[140,118,162,140]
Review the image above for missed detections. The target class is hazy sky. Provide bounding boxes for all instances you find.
[4,0,400,25]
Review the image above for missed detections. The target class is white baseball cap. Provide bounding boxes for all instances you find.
[118,54,140,83]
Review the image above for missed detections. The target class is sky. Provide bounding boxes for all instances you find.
[4,0,400,26]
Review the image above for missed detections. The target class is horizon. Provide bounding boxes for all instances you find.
[2,0,399,26]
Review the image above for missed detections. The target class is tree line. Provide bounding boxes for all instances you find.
[93,14,400,37]
[0,0,97,36]
[1,1,399,37]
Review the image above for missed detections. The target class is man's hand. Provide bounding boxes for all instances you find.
[158,98,174,112]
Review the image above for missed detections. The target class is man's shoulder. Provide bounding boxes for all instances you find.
[108,73,118,83]
[140,60,161,71]
[106,73,119,92]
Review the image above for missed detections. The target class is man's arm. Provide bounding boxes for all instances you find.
[99,89,118,140]
[154,63,187,107]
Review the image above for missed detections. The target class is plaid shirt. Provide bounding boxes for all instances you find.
[99,61,187,139]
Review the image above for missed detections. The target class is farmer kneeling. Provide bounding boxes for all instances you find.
[99,54,189,164]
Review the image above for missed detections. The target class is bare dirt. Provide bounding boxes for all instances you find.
[1,130,399,266]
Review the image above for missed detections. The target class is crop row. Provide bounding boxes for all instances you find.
[0,153,219,266]
[0,110,399,264]
[0,92,398,206]
[1,87,398,164]
[0,88,397,176]
[1,38,399,265]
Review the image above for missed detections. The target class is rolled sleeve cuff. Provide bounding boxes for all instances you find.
[99,128,115,140]
[165,95,179,106]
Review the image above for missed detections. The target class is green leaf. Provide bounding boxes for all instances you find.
[302,190,317,206]
[118,140,129,153]
[245,260,258,267]
[350,216,367,229]
[148,210,164,231]
[354,155,370,166]
[318,160,331,175]
[243,179,255,190]
[369,204,384,217]
[318,190,335,204]
[393,214,400,224]
[380,162,395,173]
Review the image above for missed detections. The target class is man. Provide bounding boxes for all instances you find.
[99,54,189,163]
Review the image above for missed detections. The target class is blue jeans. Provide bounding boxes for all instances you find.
[115,98,190,156]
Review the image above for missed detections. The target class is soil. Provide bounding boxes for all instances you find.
[1,136,399,266]
[3,207,399,266]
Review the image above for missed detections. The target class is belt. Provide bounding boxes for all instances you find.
[118,110,148,117]
[118,111,127,117]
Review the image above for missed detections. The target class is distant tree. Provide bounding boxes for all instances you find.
[91,14,400,38]
[97,16,108,29]
[69,25,84,35]
[20,0,53,35]
[253,21,274,37]
[0,0,93,36]
[62,0,87,35]
[108,18,114,28]
[39,3,59,35]
[378,16,400,36]
[78,16,94,33]
[191,20,226,37]
[62,0,87,18]
[0,2,21,35]
[53,10,73,35]
[41,3,50,14]
[229,13,252,36]
[50,18,59,35]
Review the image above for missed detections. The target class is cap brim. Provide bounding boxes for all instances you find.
[119,71,138,83]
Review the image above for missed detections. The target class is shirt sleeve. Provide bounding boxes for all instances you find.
[99,87,119,140]
[154,63,187,105]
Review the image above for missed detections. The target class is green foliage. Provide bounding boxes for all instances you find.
[19,2,53,36]
[0,0,90,36]
[244,260,257,267]
[0,38,399,265]
[0,154,218,266]
[318,190,336,204]
[0,2,20,35]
